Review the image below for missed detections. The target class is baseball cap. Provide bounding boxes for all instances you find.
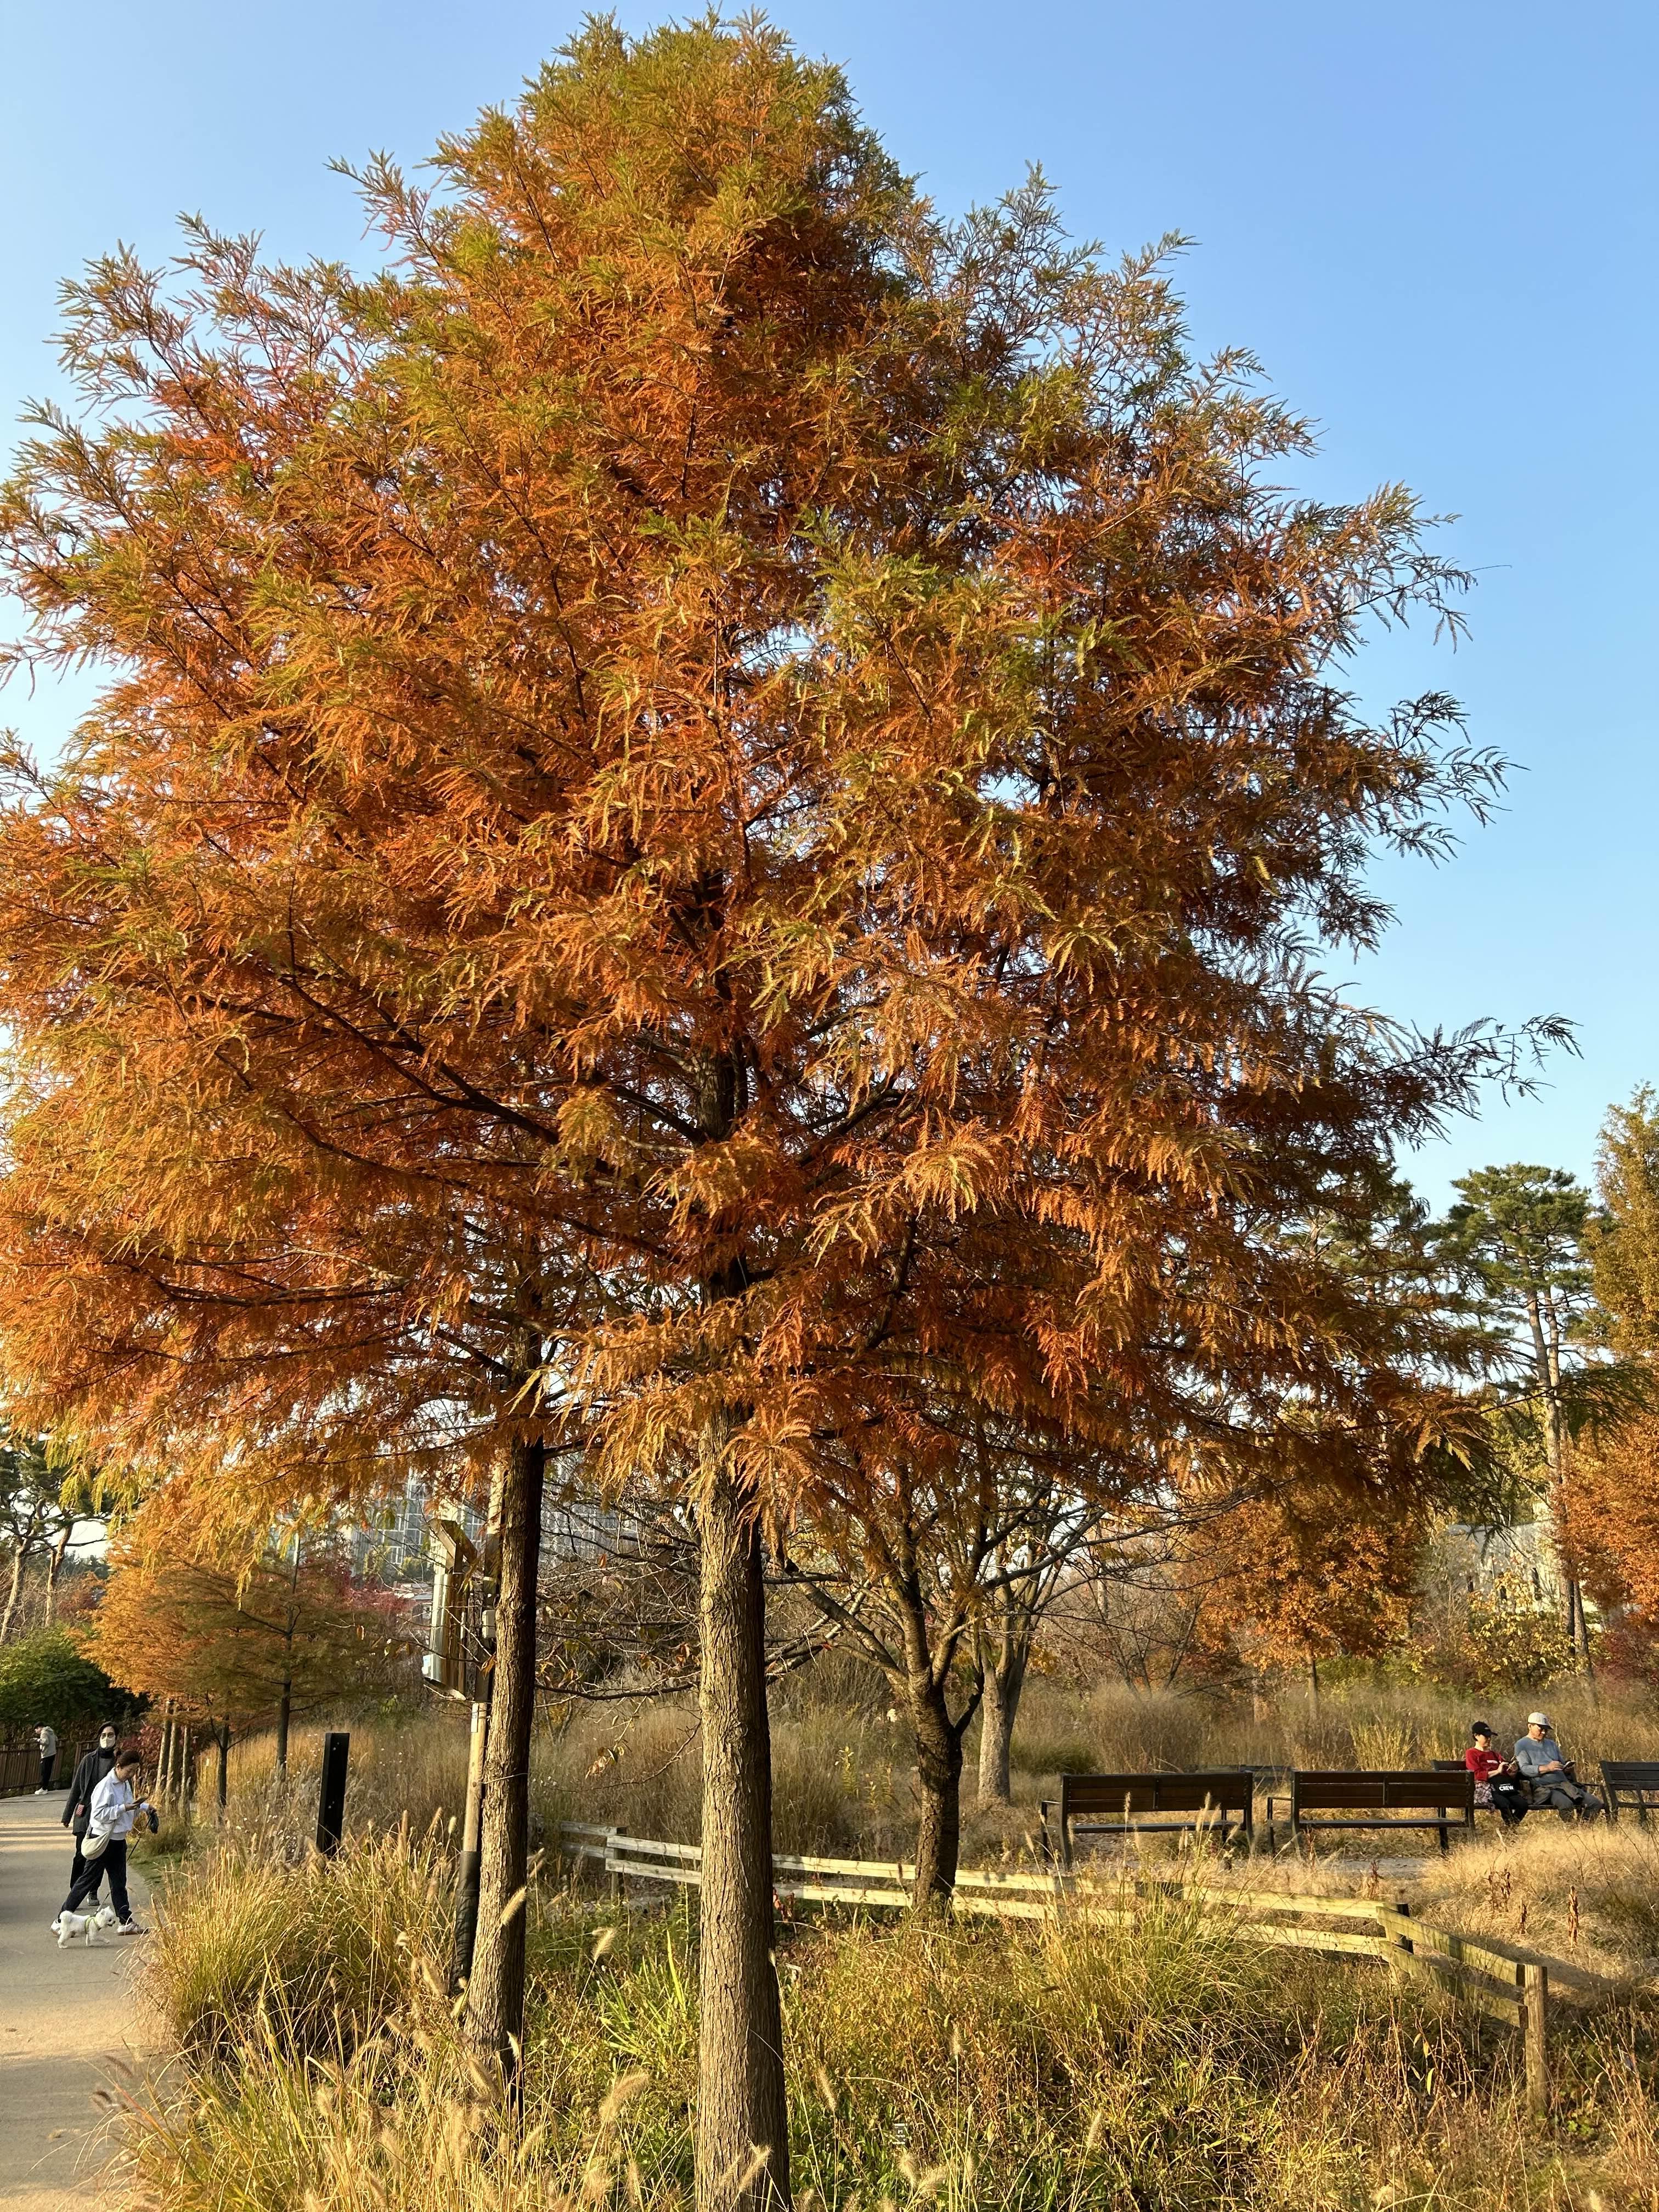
[1526,1711,1552,1728]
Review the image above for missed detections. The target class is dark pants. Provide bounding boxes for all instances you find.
[67,1837,106,1902]
[60,1839,129,1923]
[1491,1778,1528,1827]
[39,1753,55,1790]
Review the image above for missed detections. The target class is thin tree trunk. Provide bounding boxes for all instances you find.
[45,1522,72,1627]
[452,1691,492,1995]
[1570,1579,1594,1674]
[976,1638,1027,1807]
[217,1723,231,1818]
[696,1444,790,2212]
[454,1454,505,1995]
[275,1677,292,1774]
[0,1543,25,1643]
[159,1705,176,1806]
[466,1431,545,2089]
[911,1674,966,1909]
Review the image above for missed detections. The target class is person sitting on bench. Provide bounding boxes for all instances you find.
[1464,1722,1527,1826]
[1513,1711,1604,1821]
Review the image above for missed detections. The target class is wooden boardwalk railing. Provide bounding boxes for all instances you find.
[558,1822,1582,2109]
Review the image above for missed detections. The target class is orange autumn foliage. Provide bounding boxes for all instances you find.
[1559,1423,1659,1620]
[84,1537,413,1737]
[1187,1488,1431,1680]
[0,18,1539,2197]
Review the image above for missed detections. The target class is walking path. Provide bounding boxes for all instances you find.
[0,1792,153,2211]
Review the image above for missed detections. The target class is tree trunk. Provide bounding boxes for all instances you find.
[465,1431,545,2089]
[217,1723,231,1818]
[910,1673,965,1910]
[696,1447,790,2212]
[0,1543,25,1643]
[976,1639,1027,1806]
[452,1690,491,1995]
[159,1705,176,1805]
[45,1522,72,1627]
[275,1677,292,1774]
[1569,1578,1595,1673]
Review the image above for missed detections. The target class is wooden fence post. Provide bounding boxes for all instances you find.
[1522,1963,1549,2113]
[1382,1897,1414,1974]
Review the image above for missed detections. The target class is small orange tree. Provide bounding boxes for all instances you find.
[86,1534,413,1801]
[1188,1485,1431,1689]
[0,17,1547,2200]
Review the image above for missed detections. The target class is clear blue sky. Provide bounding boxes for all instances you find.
[4,2,1654,1207]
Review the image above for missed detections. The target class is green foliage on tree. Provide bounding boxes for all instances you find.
[1591,1092,1659,1359]
[0,1626,136,1746]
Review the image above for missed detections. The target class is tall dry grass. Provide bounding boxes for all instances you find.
[210,1671,1659,1886]
[129,1827,1659,2212]
[125,1662,1659,2212]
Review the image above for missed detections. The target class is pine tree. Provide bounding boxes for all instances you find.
[1432,1165,1612,1660]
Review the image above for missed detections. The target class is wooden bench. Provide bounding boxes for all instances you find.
[1041,1771,1255,1867]
[1270,1769,1475,1853]
[1600,1760,1659,1822]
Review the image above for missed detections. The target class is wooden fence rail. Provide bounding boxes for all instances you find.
[556,1823,1564,2110]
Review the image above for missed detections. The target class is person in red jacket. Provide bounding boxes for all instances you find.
[1464,1722,1526,1826]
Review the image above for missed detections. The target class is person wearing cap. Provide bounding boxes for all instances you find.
[1463,1723,1526,1826]
[1513,1712,1604,1821]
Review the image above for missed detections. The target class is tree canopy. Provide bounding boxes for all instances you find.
[84,1536,413,1758]
[0,16,1558,2203]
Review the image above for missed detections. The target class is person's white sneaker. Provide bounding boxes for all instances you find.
[34,1787,47,1795]
[116,1919,146,1936]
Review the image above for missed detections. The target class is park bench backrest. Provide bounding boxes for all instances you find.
[1293,1769,1474,1813]
[1601,1760,1659,1820]
[1060,1770,1254,1822]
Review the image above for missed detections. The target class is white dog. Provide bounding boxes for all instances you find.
[50,1911,101,1948]
[94,1905,121,1931]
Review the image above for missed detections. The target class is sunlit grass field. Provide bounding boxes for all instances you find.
[124,1675,1659,2210]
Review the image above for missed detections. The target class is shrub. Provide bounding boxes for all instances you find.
[0,1627,134,1747]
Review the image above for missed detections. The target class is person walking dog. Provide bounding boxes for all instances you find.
[52,1747,150,1937]
[33,1722,58,1792]
[61,1722,120,1901]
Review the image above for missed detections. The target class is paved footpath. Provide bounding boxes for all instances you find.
[0,1792,153,2211]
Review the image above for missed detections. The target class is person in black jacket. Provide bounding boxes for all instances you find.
[61,1723,120,1901]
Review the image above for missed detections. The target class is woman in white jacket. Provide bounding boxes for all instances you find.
[52,1748,149,1935]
